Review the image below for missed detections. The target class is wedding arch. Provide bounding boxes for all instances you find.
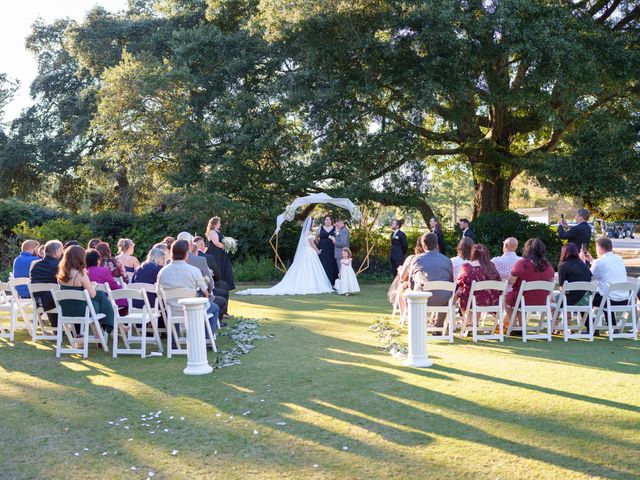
[270,193,375,276]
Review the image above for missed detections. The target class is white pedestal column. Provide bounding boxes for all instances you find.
[404,291,433,368]
[178,298,213,375]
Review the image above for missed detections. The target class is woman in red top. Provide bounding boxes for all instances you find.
[457,244,502,316]
[505,238,555,320]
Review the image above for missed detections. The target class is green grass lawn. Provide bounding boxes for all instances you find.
[1,284,639,479]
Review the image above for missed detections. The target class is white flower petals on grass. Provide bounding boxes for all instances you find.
[102,452,108,456]
[276,421,287,426]
[171,450,178,456]
[242,411,251,416]
[342,446,349,451]
[253,430,259,435]
[215,318,273,368]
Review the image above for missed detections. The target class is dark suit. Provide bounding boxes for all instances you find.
[558,222,592,249]
[434,229,446,255]
[462,228,475,241]
[390,230,408,274]
[29,256,59,327]
[192,252,229,316]
[197,251,230,291]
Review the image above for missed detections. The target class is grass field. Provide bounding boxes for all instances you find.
[1,284,639,479]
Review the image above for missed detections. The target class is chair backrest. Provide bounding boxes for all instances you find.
[0,281,11,304]
[29,283,60,294]
[561,281,597,293]
[52,288,90,319]
[8,277,31,299]
[603,282,639,304]
[128,282,156,294]
[110,288,145,302]
[472,280,508,293]
[521,280,555,293]
[157,286,198,318]
[420,281,456,293]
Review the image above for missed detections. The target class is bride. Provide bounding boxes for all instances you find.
[236,217,334,295]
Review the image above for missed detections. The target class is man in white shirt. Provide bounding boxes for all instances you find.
[158,240,219,336]
[491,237,522,281]
[583,236,629,329]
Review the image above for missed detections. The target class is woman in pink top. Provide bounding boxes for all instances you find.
[456,244,502,313]
[86,249,128,310]
[505,238,555,318]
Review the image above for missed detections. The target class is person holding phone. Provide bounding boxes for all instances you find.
[558,208,592,250]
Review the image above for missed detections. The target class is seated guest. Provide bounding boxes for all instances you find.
[557,243,593,306]
[86,249,127,310]
[162,236,175,250]
[451,237,473,281]
[64,240,79,249]
[411,233,454,328]
[456,244,502,316]
[177,232,228,323]
[491,237,521,281]
[157,240,219,338]
[131,247,167,315]
[388,239,424,322]
[558,208,592,250]
[13,239,41,298]
[505,238,555,324]
[584,236,628,328]
[153,242,169,253]
[95,242,126,282]
[30,240,63,326]
[116,238,140,279]
[87,238,102,250]
[36,245,46,258]
[56,245,114,333]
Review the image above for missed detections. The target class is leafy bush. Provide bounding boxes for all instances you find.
[470,210,563,266]
[0,198,60,235]
[123,212,201,259]
[0,235,20,280]
[234,256,285,282]
[12,219,93,246]
[88,210,136,242]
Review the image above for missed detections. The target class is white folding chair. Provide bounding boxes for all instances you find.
[0,281,17,341]
[52,289,109,358]
[128,282,166,337]
[460,280,508,342]
[593,282,639,341]
[553,281,597,341]
[507,280,555,342]
[29,283,60,342]
[7,278,34,336]
[107,287,163,357]
[158,287,217,358]
[419,281,457,342]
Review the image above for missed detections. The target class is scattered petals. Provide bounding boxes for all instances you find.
[171,450,178,456]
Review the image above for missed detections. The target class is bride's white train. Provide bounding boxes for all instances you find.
[236,217,334,295]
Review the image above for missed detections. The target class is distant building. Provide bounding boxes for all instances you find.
[515,207,550,224]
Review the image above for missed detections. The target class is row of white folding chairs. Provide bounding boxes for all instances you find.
[414,279,639,343]
[0,277,34,341]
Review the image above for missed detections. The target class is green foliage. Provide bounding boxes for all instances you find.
[12,219,93,245]
[89,210,136,242]
[470,210,563,266]
[0,198,60,235]
[234,255,284,282]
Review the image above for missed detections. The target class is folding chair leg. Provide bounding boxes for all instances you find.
[141,322,147,358]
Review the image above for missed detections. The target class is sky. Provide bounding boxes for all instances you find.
[1,0,128,122]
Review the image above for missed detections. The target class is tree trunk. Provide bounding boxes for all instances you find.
[471,162,512,219]
[114,167,134,213]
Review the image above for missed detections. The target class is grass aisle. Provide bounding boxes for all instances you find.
[1,284,639,479]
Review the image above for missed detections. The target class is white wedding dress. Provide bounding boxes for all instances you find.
[236,217,335,296]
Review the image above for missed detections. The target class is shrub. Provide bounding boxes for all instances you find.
[0,198,60,235]
[89,210,136,242]
[470,210,563,266]
[234,256,285,282]
[12,219,93,246]
[122,212,201,258]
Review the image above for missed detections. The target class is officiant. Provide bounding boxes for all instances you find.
[331,218,350,272]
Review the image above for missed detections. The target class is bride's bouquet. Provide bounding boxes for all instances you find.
[222,237,238,254]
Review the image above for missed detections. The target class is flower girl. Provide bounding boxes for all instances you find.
[336,248,360,295]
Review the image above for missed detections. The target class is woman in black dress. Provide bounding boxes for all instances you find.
[205,216,236,290]
[429,217,446,255]
[317,215,338,284]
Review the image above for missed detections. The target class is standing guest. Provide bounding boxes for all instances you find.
[331,218,350,273]
[336,248,360,295]
[558,208,592,250]
[205,216,236,290]
[583,236,628,329]
[157,240,219,338]
[557,243,593,306]
[505,238,555,326]
[116,238,140,280]
[87,238,102,250]
[429,217,446,255]
[56,245,114,333]
[86,249,127,310]
[194,236,229,290]
[30,240,63,327]
[389,219,408,274]
[491,237,522,281]
[456,244,502,321]
[314,215,338,284]
[95,242,126,283]
[12,239,40,298]
[451,237,474,281]
[177,231,228,323]
[411,233,454,328]
[131,247,167,319]
[459,219,475,241]
[162,237,175,250]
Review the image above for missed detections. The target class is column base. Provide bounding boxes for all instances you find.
[184,363,213,375]
[404,356,433,368]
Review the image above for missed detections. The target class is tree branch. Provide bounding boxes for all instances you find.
[613,5,640,30]
[596,0,623,23]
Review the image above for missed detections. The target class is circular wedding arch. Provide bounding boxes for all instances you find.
[269,193,375,276]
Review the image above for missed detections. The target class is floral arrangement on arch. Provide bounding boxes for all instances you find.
[284,205,296,221]
[350,206,362,222]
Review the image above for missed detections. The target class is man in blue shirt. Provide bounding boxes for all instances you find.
[12,239,41,298]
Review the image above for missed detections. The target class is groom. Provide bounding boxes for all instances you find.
[331,218,350,272]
